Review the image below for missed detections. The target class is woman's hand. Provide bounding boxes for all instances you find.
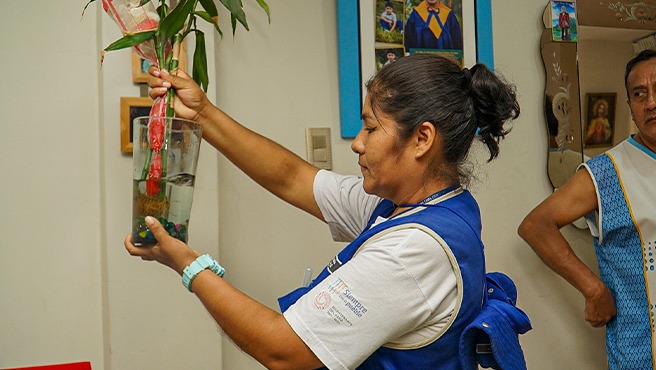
[125,216,201,275]
[148,66,213,123]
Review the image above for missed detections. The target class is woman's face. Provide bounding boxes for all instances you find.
[351,95,414,200]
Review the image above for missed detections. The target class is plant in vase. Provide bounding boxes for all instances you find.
[84,0,269,243]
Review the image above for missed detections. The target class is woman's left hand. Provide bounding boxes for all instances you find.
[124,216,200,275]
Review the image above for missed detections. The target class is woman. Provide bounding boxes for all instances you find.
[125,54,520,369]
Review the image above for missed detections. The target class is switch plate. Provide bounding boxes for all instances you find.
[306,128,332,170]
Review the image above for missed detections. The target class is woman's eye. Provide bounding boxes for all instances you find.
[364,126,376,133]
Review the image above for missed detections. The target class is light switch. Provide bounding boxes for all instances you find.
[306,128,332,170]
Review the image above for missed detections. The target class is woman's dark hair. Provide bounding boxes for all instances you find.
[625,49,656,98]
[365,53,520,184]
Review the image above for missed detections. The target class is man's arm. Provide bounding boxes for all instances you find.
[518,169,616,327]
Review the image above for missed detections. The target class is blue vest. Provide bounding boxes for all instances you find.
[585,153,654,369]
[279,189,486,369]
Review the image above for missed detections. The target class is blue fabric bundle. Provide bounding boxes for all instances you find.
[460,272,532,370]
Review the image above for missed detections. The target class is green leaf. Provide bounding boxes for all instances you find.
[158,0,196,41]
[198,0,219,20]
[81,0,97,18]
[194,11,223,38]
[230,13,238,35]
[192,31,209,92]
[254,0,270,23]
[218,0,249,31]
[103,31,156,52]
[156,2,168,19]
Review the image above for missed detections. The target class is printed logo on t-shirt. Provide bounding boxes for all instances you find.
[313,291,331,310]
[326,277,368,318]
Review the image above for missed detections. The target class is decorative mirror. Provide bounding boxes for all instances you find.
[540,0,656,190]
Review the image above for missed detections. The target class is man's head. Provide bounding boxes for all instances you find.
[594,99,608,117]
[625,49,656,150]
[625,49,656,98]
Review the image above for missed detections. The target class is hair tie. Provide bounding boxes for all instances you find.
[462,67,472,83]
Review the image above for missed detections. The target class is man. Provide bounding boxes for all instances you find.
[558,6,571,41]
[519,49,656,369]
[404,0,463,51]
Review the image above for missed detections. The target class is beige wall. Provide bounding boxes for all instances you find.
[579,36,635,158]
[0,0,609,369]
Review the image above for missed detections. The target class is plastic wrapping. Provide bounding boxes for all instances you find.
[101,0,162,64]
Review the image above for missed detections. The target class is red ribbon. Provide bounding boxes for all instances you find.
[145,97,167,195]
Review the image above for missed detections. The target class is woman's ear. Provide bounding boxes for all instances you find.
[414,122,437,159]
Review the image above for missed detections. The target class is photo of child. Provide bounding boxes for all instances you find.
[375,1,404,45]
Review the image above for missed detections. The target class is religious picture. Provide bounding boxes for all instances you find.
[584,93,616,148]
[551,1,577,42]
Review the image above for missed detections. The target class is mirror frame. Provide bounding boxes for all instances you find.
[541,0,656,189]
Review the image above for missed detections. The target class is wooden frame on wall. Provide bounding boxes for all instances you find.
[120,96,153,153]
[131,41,188,84]
[336,0,494,138]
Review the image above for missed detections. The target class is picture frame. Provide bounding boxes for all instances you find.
[131,40,188,84]
[551,1,577,42]
[584,92,616,148]
[120,96,153,153]
[337,0,493,138]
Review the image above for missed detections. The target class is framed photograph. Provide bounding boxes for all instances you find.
[131,41,188,84]
[120,96,153,153]
[337,0,492,138]
[375,47,403,71]
[551,1,577,42]
[584,93,616,148]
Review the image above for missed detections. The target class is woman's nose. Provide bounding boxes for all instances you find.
[351,130,365,154]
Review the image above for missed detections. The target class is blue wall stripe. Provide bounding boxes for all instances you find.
[337,0,362,138]
[475,0,494,70]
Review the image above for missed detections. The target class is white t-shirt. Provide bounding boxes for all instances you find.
[283,170,459,370]
[381,11,397,25]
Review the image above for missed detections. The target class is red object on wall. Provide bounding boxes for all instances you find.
[3,362,91,370]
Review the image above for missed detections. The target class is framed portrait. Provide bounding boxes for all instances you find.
[131,40,188,84]
[584,93,616,148]
[551,1,577,42]
[120,96,153,153]
[337,0,493,138]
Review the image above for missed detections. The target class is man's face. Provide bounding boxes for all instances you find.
[627,58,656,147]
[596,104,606,117]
